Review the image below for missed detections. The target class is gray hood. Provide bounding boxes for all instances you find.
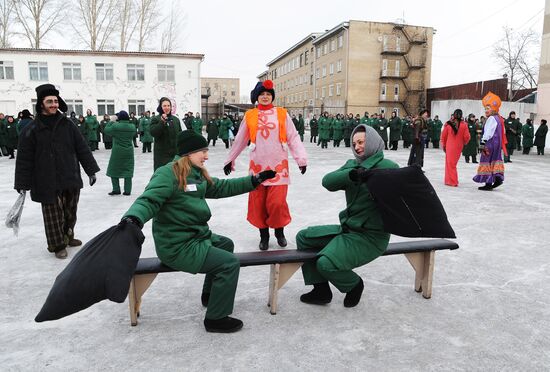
[351,124,385,162]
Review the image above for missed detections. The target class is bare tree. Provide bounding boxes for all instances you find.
[117,0,138,51]
[135,0,160,51]
[0,0,15,47]
[13,0,66,48]
[493,26,539,100]
[72,0,118,51]
[160,0,185,53]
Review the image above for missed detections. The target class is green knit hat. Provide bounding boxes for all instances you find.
[177,130,208,156]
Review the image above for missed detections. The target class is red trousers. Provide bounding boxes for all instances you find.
[247,184,291,229]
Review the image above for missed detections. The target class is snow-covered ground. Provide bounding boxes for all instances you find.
[1,135,549,371]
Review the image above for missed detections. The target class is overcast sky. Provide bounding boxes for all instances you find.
[179,0,544,99]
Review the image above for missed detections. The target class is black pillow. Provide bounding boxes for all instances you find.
[365,166,456,238]
[35,223,144,322]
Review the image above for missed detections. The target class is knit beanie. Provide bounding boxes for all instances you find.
[116,110,129,121]
[177,130,208,156]
[35,83,68,113]
[351,124,385,162]
[250,80,275,104]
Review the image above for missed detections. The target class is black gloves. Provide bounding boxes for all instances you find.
[252,170,277,186]
[223,163,232,175]
[89,174,97,186]
[299,165,307,174]
[349,168,372,183]
[119,216,143,229]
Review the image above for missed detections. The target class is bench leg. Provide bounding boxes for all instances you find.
[128,273,158,326]
[267,262,303,315]
[404,251,435,299]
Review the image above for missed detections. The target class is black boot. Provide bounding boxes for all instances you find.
[300,282,333,305]
[472,155,478,163]
[491,178,503,189]
[108,191,121,195]
[259,228,269,251]
[344,278,364,308]
[465,156,469,163]
[478,183,493,191]
[204,316,243,333]
[201,292,210,307]
[274,227,287,247]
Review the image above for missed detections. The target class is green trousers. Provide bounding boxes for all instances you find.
[296,227,386,293]
[111,177,132,194]
[199,234,240,320]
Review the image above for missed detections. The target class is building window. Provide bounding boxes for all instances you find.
[315,89,319,99]
[63,63,81,81]
[305,51,309,65]
[331,39,336,51]
[316,47,321,58]
[157,64,175,82]
[393,108,400,116]
[316,68,320,79]
[337,60,342,72]
[65,99,83,116]
[31,99,37,115]
[323,43,328,55]
[329,85,334,97]
[394,84,399,95]
[29,61,48,81]
[96,63,114,81]
[127,64,145,81]
[0,61,14,80]
[322,65,326,77]
[321,86,326,98]
[128,99,145,115]
[336,83,342,96]
[97,99,115,116]
[329,63,334,75]
[338,35,343,48]
[231,91,235,96]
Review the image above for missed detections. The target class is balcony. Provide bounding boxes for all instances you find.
[380,69,406,79]
[404,55,426,69]
[379,95,404,103]
[381,44,408,55]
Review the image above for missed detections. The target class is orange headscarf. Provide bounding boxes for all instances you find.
[482,91,502,113]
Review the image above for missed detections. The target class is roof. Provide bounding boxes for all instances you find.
[311,22,350,45]
[266,33,322,66]
[0,48,204,60]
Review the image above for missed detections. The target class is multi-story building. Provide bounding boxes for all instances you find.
[200,77,240,104]
[264,20,433,118]
[0,48,204,117]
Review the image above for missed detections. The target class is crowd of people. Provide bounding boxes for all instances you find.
[6,80,548,334]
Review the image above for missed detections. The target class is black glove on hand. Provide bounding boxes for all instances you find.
[349,168,372,183]
[89,174,97,186]
[119,216,143,229]
[299,165,307,174]
[252,170,277,186]
[223,163,232,176]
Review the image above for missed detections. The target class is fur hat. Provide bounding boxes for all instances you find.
[177,130,208,156]
[250,80,275,104]
[35,84,67,113]
[116,110,130,121]
[21,109,33,119]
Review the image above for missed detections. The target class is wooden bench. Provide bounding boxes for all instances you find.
[128,239,458,326]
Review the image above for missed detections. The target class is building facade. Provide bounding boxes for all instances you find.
[0,48,203,117]
[537,0,550,121]
[200,77,240,104]
[264,20,433,118]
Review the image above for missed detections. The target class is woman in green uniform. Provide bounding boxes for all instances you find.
[122,130,275,333]
[296,124,398,307]
[104,111,137,195]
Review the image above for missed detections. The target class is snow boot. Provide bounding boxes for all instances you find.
[344,278,364,308]
[259,228,269,251]
[108,191,121,195]
[478,183,493,191]
[274,228,287,247]
[204,316,243,333]
[491,178,503,189]
[68,238,82,247]
[54,248,68,259]
[300,282,333,305]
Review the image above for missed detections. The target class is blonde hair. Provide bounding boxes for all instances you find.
[172,156,213,190]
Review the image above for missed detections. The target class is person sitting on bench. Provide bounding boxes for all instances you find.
[296,124,398,307]
[120,130,275,333]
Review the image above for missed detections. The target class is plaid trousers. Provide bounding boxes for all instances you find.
[41,189,80,252]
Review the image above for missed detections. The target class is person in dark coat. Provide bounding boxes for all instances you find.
[206,116,219,146]
[297,114,305,141]
[14,84,100,259]
[343,113,355,147]
[17,109,34,135]
[99,114,113,149]
[462,113,479,163]
[388,111,402,150]
[504,111,519,162]
[4,115,18,158]
[534,119,548,155]
[521,119,534,154]
[407,109,429,167]
[105,111,136,195]
[129,112,139,148]
[309,114,319,143]
[150,97,183,170]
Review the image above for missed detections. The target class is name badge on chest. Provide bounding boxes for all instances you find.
[185,184,198,192]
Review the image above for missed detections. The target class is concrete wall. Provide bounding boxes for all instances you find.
[536,0,550,121]
[0,49,202,116]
